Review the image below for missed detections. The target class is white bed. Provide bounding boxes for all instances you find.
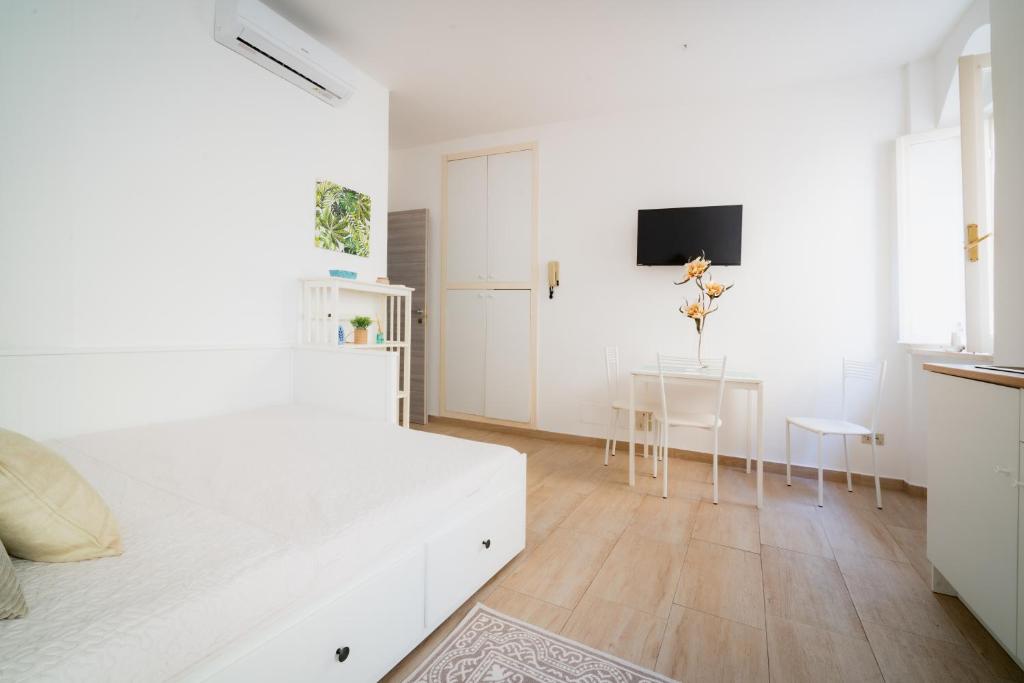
[0,405,526,682]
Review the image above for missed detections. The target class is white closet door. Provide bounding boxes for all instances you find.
[446,156,488,284]
[484,290,531,422]
[444,290,487,415]
[486,150,533,283]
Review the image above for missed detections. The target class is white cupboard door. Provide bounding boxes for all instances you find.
[444,290,487,416]
[927,372,1019,650]
[484,290,531,422]
[446,156,488,284]
[486,150,533,283]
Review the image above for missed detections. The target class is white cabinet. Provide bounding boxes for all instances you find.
[445,149,534,285]
[927,372,1023,659]
[442,144,536,426]
[484,290,531,422]
[444,289,531,422]
[445,156,488,283]
[486,150,534,283]
[443,290,487,416]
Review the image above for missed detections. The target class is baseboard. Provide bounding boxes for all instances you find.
[427,414,927,498]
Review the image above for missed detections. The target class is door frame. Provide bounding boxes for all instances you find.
[440,141,539,427]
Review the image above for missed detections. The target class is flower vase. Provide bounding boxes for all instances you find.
[694,319,706,368]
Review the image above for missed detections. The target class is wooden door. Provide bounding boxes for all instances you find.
[486,150,533,284]
[484,290,531,422]
[444,290,487,416]
[445,156,488,284]
[388,209,428,424]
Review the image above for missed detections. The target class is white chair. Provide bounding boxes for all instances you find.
[603,347,656,466]
[653,353,728,502]
[786,358,887,509]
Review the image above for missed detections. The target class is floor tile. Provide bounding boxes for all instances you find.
[560,596,666,670]
[585,530,686,618]
[761,545,864,639]
[527,484,588,536]
[481,586,572,633]
[692,500,760,553]
[887,524,931,584]
[834,549,966,645]
[627,494,700,545]
[674,539,765,629]
[936,594,1024,683]
[766,614,882,682]
[501,527,615,608]
[759,502,833,558]
[820,504,908,562]
[864,621,998,682]
[655,605,769,682]
[559,482,644,538]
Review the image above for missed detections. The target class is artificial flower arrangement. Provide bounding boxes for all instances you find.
[675,253,733,366]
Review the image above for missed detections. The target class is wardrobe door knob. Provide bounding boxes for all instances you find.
[482,539,491,549]
[336,646,350,663]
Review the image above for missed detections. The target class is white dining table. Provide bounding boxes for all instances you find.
[627,364,764,508]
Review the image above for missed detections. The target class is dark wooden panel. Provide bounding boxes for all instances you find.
[388,209,428,424]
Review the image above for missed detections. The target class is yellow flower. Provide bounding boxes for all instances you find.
[684,257,710,281]
[684,303,706,319]
[704,281,726,298]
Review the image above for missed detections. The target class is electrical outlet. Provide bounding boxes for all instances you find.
[860,433,885,446]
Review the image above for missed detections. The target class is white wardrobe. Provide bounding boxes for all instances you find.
[442,145,536,425]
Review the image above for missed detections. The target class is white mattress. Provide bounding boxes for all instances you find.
[0,406,522,682]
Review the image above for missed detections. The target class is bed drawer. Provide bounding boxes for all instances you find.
[425,483,526,627]
[207,549,425,683]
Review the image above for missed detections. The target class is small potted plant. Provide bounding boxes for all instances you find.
[350,315,373,344]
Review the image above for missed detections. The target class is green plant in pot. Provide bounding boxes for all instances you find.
[350,315,373,344]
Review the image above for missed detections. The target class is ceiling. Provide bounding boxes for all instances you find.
[267,0,972,149]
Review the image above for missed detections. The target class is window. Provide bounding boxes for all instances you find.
[896,52,994,353]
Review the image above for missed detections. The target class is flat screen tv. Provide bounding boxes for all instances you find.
[636,205,742,266]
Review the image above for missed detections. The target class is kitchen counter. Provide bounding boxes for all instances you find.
[923,363,1024,390]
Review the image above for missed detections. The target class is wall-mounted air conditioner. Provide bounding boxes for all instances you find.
[214,0,355,106]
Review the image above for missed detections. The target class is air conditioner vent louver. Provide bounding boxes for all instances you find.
[215,0,355,106]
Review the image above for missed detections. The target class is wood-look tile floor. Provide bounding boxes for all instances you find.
[383,423,1024,682]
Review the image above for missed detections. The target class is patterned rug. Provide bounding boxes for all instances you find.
[403,604,675,683]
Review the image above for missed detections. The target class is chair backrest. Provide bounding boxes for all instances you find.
[842,357,887,431]
[604,346,620,404]
[656,353,728,427]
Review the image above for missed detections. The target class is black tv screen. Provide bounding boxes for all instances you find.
[636,205,742,266]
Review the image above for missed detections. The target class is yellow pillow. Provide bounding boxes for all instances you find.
[0,429,122,562]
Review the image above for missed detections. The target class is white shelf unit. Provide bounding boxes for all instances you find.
[299,278,414,427]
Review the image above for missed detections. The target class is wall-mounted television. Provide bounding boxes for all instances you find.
[636,205,742,266]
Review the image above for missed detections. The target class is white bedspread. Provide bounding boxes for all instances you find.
[0,406,521,682]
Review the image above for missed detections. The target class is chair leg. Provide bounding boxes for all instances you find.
[638,413,647,462]
[662,428,669,499]
[610,408,620,456]
[871,439,883,509]
[816,433,824,507]
[604,408,615,466]
[842,435,853,492]
[712,427,720,505]
[653,422,659,479]
[652,421,659,478]
[785,421,792,486]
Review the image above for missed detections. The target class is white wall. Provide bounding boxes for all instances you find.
[991,0,1024,365]
[0,0,389,351]
[0,0,390,435]
[391,71,915,481]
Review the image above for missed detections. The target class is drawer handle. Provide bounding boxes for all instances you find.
[336,646,350,663]
[482,539,491,549]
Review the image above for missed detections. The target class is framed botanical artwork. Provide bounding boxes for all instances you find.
[313,180,371,257]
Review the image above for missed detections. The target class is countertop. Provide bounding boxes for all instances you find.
[923,362,1024,390]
